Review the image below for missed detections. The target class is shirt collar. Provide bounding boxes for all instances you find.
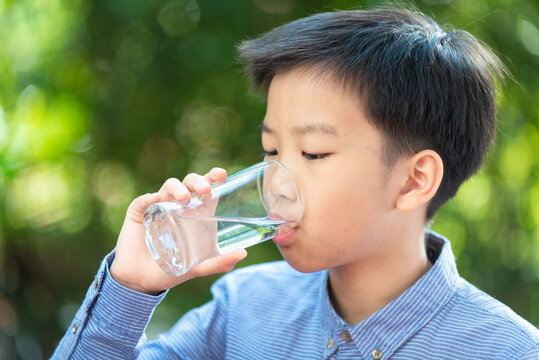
[319,230,458,359]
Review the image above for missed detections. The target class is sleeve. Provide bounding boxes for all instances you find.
[138,275,231,359]
[50,251,168,359]
[51,251,232,360]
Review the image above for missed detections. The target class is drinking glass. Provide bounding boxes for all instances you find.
[143,160,302,276]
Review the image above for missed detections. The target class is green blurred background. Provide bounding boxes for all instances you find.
[0,0,538,358]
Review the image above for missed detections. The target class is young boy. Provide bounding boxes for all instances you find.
[53,8,538,359]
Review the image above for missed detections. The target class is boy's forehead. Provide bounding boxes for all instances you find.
[263,68,369,138]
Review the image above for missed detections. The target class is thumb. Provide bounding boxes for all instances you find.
[219,249,249,272]
[189,249,248,278]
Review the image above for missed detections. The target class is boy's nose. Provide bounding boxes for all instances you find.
[262,163,302,222]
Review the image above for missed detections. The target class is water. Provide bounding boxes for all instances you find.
[215,217,287,252]
[144,205,287,276]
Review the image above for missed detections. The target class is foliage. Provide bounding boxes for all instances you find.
[0,0,538,358]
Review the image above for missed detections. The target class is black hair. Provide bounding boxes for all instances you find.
[237,8,507,220]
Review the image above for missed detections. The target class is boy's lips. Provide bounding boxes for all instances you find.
[272,223,298,245]
[268,212,299,245]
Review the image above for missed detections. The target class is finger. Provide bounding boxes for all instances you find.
[204,167,227,183]
[158,178,190,202]
[189,249,247,277]
[183,173,212,194]
[125,192,162,222]
[127,192,160,214]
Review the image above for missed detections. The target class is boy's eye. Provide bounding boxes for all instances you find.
[262,150,278,157]
[261,150,330,160]
[302,152,330,160]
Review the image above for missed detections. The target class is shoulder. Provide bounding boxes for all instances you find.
[432,277,538,356]
[453,278,538,339]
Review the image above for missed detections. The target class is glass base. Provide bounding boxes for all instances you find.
[144,203,191,276]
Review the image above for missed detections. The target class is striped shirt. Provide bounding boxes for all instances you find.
[52,231,538,359]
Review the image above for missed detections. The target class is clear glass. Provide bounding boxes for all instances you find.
[143,160,302,276]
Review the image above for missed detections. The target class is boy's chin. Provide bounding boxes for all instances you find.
[280,252,329,273]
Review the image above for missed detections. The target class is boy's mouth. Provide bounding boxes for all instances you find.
[268,212,299,245]
[273,225,297,245]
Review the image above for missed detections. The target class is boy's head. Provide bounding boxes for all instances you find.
[238,8,506,221]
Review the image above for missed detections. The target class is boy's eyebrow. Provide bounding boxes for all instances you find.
[258,122,339,136]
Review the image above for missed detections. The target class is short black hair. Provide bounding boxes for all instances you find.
[237,8,507,220]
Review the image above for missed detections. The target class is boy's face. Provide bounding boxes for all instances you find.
[261,68,405,273]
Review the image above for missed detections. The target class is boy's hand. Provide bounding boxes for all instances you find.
[109,167,248,295]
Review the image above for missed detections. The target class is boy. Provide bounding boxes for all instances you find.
[53,8,538,359]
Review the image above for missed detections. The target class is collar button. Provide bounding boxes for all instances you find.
[327,338,334,349]
[340,330,353,342]
[371,349,383,359]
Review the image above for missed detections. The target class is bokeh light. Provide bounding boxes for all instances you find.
[93,160,135,234]
[5,159,91,232]
[176,100,231,148]
[518,17,539,56]
[454,173,492,221]
[158,0,200,37]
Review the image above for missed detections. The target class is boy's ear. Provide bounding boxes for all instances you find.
[395,150,444,213]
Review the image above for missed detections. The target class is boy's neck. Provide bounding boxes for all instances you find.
[327,224,432,325]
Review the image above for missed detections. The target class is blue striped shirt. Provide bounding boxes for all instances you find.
[52,231,538,359]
